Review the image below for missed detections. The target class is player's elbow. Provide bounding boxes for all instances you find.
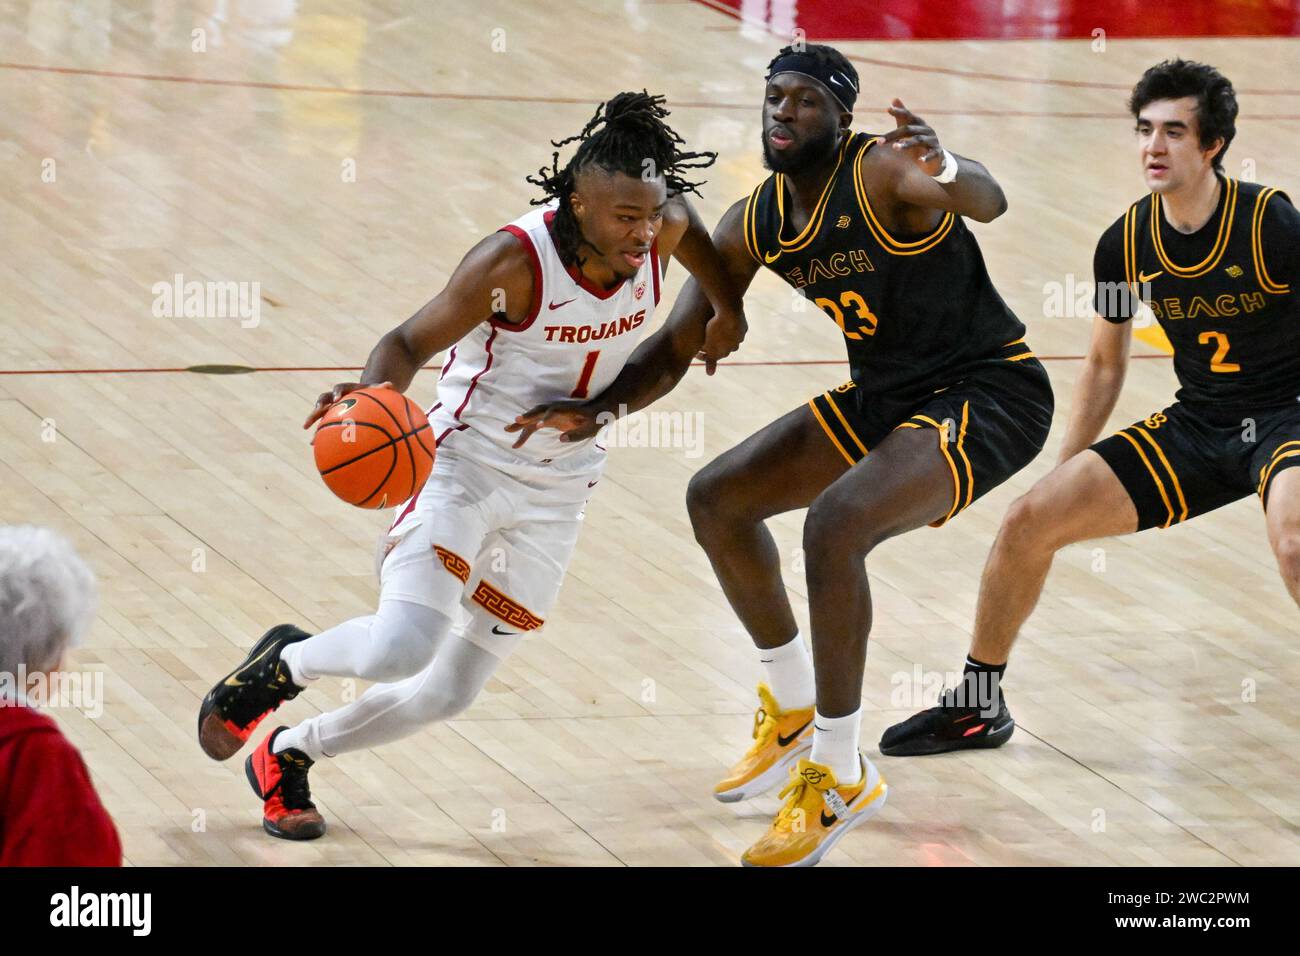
[967,190,1008,223]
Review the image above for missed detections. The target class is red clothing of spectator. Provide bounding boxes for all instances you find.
[0,701,121,866]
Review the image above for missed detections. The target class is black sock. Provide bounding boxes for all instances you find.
[956,656,1005,711]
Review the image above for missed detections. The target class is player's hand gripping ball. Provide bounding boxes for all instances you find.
[312,387,436,508]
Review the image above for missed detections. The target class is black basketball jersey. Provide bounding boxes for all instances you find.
[1096,175,1298,411]
[742,131,1027,403]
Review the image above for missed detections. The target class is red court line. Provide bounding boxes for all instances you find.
[0,61,655,105]
[0,355,1173,375]
[3,62,1297,120]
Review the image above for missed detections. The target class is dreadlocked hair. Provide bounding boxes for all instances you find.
[526,91,717,268]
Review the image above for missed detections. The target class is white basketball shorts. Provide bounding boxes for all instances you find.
[377,429,604,659]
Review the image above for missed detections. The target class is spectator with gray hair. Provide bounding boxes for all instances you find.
[0,526,120,866]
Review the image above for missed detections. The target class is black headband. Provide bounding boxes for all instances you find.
[765,51,858,112]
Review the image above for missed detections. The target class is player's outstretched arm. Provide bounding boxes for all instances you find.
[303,233,532,428]
[1055,315,1133,464]
[506,197,760,447]
[880,99,1008,223]
[657,194,748,371]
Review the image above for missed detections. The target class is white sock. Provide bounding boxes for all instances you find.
[758,634,815,710]
[810,708,862,785]
[272,724,310,756]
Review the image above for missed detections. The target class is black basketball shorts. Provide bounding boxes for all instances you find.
[1091,401,1300,531]
[807,344,1054,528]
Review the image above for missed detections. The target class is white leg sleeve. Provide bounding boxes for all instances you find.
[285,630,503,760]
[281,600,454,685]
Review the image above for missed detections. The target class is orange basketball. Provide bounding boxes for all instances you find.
[312,387,436,508]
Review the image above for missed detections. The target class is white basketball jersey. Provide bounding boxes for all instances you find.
[427,202,661,465]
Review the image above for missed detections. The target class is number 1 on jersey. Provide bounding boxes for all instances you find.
[571,350,601,399]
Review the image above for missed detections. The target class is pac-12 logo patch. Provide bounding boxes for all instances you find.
[634,281,646,300]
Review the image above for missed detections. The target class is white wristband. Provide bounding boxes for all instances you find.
[932,148,958,184]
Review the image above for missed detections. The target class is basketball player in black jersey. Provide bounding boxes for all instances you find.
[883,60,1300,757]
[511,45,1054,866]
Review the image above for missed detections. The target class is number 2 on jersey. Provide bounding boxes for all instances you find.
[571,350,601,399]
[1197,331,1241,373]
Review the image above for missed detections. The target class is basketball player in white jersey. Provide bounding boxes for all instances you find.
[195,93,746,840]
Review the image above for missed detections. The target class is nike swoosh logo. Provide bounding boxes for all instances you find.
[223,642,277,687]
[820,810,837,827]
[1138,270,1163,283]
[777,720,812,747]
[829,75,843,86]
[548,298,576,310]
[491,625,519,636]
[587,480,599,488]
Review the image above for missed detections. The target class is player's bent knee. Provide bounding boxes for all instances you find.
[685,467,717,524]
[803,493,887,560]
[1006,485,1111,555]
[687,462,743,532]
[410,681,479,723]
[1272,532,1300,586]
[363,604,452,682]
[366,639,436,684]
[998,493,1055,551]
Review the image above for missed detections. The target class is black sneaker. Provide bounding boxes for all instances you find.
[246,727,326,841]
[878,687,1014,756]
[197,624,310,761]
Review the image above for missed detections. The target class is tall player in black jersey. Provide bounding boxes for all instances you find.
[510,45,1054,866]
[883,60,1300,757]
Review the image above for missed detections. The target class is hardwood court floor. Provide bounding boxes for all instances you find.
[1,0,1297,865]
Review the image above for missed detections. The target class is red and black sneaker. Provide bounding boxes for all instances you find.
[197,624,310,760]
[879,687,1015,756]
[245,727,326,841]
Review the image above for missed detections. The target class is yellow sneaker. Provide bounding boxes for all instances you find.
[740,755,888,867]
[713,684,814,803]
